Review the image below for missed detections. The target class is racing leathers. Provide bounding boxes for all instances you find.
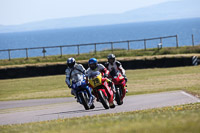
[105,61,127,82]
[86,64,109,78]
[65,63,93,98]
[86,64,116,93]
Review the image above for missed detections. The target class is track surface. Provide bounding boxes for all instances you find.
[0,91,199,125]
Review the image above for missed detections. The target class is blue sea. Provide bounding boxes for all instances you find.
[0,18,200,59]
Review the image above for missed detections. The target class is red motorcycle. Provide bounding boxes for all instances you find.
[109,69,126,105]
[88,71,115,109]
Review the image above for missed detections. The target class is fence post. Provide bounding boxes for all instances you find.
[8,49,11,60]
[144,39,146,50]
[26,48,28,59]
[111,42,113,53]
[158,37,163,49]
[160,37,163,44]
[42,48,46,58]
[176,35,179,48]
[192,34,194,46]
[94,43,97,54]
[60,46,63,57]
[77,45,80,55]
[128,41,130,51]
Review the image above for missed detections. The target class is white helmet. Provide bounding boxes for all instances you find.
[107,54,115,64]
[67,57,75,68]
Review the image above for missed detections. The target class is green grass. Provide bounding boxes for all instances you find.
[1,103,200,133]
[0,66,199,101]
[0,75,68,101]
[0,45,200,66]
[0,65,199,132]
[126,66,200,97]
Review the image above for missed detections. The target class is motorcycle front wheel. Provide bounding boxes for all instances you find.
[115,87,123,105]
[97,90,109,109]
[79,92,90,110]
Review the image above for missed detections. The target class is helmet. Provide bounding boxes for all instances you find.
[88,58,98,70]
[67,57,75,68]
[107,54,115,64]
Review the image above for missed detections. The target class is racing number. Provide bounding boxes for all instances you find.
[93,78,100,86]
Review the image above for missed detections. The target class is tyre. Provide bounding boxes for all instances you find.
[79,92,90,110]
[90,104,95,109]
[97,90,109,109]
[116,87,123,105]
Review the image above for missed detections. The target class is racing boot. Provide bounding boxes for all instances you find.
[89,95,95,104]
[71,90,79,102]
[89,96,95,109]
[125,85,128,93]
[109,102,115,108]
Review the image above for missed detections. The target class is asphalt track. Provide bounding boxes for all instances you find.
[0,90,199,125]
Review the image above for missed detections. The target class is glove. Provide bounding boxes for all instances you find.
[123,75,128,82]
[68,85,72,88]
[124,77,128,82]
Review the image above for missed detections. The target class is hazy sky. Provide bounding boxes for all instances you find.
[0,0,177,25]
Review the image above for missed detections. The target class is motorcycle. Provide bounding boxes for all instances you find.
[71,75,95,110]
[109,69,126,105]
[88,71,115,109]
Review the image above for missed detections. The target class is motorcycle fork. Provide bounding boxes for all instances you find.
[104,86,114,104]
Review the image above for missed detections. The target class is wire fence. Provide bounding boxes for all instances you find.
[0,34,195,60]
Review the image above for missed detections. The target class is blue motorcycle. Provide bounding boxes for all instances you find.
[71,77,95,110]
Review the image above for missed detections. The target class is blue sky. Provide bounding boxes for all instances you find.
[0,0,177,25]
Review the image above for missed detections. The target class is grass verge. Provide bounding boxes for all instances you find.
[1,103,200,133]
[0,66,199,101]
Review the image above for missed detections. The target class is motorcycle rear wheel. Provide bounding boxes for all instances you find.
[98,90,109,109]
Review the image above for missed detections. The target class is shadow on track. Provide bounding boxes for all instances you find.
[38,106,105,116]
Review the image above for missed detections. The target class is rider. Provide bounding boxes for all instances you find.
[65,57,94,101]
[105,54,127,82]
[86,58,109,78]
[86,58,116,104]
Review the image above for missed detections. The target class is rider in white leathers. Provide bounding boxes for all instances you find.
[105,54,127,82]
[65,57,93,100]
[105,54,128,93]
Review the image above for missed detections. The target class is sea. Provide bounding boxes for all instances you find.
[0,18,200,59]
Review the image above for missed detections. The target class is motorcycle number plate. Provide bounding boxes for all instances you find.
[92,78,101,87]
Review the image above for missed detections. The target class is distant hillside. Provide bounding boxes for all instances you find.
[0,0,199,33]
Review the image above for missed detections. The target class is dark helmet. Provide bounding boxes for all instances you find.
[88,58,98,70]
[67,57,75,68]
[107,54,115,64]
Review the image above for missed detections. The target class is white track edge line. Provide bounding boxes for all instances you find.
[181,91,200,102]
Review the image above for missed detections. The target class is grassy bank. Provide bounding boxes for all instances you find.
[0,66,199,101]
[1,103,200,133]
[0,45,200,66]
